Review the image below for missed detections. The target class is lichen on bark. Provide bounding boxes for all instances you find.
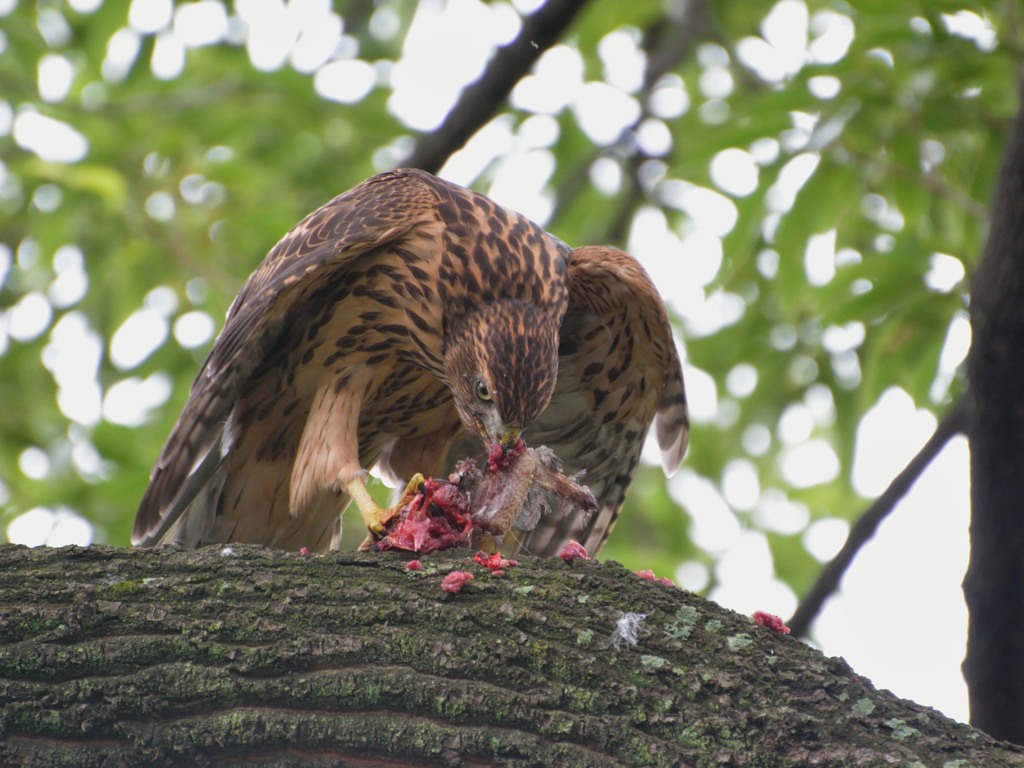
[0,543,1018,767]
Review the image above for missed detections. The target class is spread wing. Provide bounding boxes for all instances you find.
[132,169,445,546]
[516,245,689,557]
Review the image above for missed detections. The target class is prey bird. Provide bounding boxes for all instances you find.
[133,169,688,556]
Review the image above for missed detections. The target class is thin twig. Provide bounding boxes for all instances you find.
[788,395,969,638]
[548,0,711,234]
[403,0,591,175]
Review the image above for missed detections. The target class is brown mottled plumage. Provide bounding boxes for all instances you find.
[517,245,688,555]
[133,169,687,556]
[440,245,688,556]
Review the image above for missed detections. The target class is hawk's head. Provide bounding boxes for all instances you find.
[444,300,560,449]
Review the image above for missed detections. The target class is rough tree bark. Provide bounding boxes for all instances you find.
[0,544,1019,767]
[965,78,1024,743]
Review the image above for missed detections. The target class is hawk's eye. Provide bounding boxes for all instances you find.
[475,380,492,401]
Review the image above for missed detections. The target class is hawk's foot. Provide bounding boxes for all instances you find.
[346,473,425,536]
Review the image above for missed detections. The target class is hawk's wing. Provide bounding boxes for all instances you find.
[516,246,689,557]
[132,169,444,546]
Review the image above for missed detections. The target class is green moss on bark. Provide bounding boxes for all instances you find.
[0,544,1019,767]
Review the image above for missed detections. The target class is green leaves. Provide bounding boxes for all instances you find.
[0,1,999,609]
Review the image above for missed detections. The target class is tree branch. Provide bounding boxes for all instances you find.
[788,396,968,638]
[551,0,711,240]
[0,543,1018,766]
[403,0,591,175]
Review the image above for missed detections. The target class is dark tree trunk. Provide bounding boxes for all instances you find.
[965,78,1024,743]
[0,544,1018,767]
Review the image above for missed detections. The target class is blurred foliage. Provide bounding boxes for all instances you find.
[0,0,1007,598]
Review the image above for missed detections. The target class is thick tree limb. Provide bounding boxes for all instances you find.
[0,543,1019,766]
[403,0,591,175]
[965,77,1024,743]
[788,396,968,638]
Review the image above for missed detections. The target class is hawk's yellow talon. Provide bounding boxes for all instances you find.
[346,472,426,536]
[345,477,390,535]
[400,473,426,500]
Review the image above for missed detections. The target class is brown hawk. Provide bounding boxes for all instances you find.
[133,169,688,556]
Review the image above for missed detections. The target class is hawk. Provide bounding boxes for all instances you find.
[133,169,688,556]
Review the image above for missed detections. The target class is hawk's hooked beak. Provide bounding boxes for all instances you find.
[485,427,523,471]
[479,412,521,451]
[497,427,522,451]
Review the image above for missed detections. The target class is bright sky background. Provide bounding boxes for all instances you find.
[3,0,985,724]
